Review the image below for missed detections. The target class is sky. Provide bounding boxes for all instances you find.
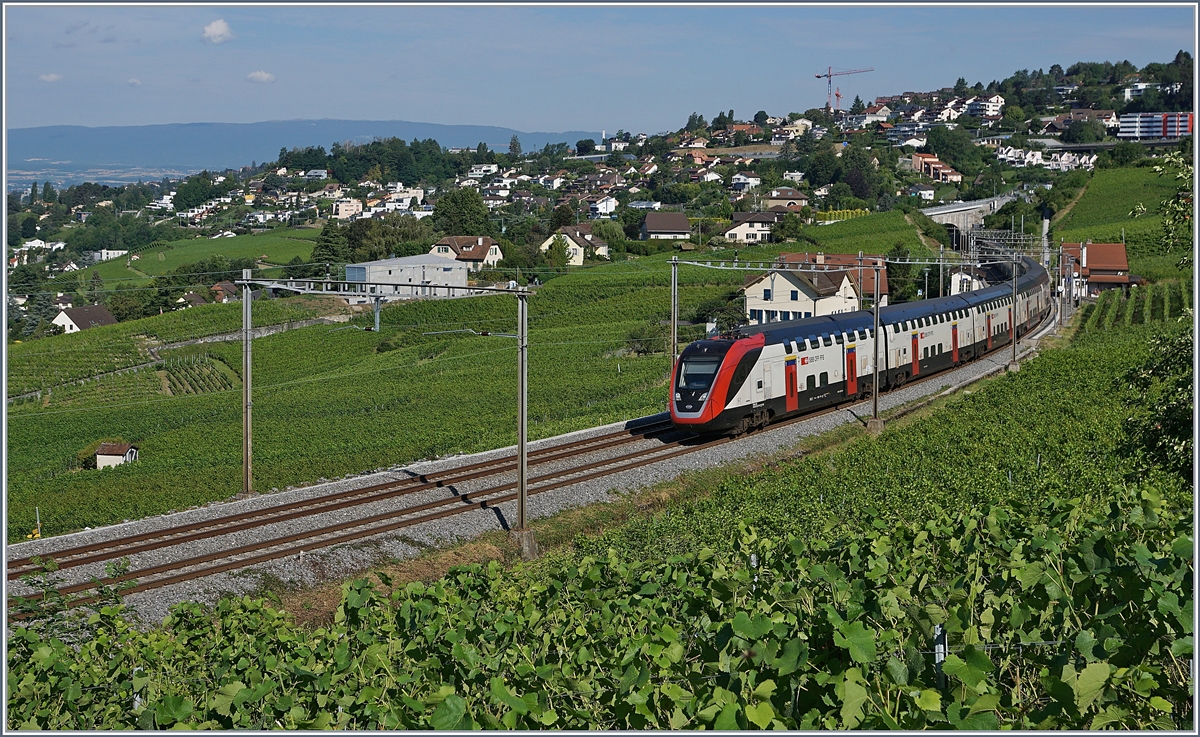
[4,4,1195,134]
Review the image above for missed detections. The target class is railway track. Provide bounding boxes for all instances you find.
[10,309,1053,607]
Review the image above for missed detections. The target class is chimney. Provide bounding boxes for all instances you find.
[477,237,483,246]
[816,252,825,265]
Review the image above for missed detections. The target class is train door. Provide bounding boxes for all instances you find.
[785,357,798,413]
[762,363,772,399]
[845,343,857,396]
[1008,307,1013,341]
[911,331,919,376]
[951,322,959,362]
[986,314,993,351]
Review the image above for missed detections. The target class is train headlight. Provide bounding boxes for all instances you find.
[674,392,681,401]
[699,392,708,402]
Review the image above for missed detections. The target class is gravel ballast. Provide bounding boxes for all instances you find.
[8,334,1045,626]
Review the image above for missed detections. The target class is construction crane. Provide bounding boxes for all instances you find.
[815,66,874,110]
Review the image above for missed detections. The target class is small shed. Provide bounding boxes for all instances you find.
[96,442,138,469]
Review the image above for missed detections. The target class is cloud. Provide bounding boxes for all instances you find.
[64,20,86,35]
[246,70,276,84]
[202,19,233,44]
[128,78,142,87]
[38,73,62,83]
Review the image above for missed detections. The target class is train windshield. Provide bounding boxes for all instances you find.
[678,358,721,389]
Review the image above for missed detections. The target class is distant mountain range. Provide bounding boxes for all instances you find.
[6,119,603,187]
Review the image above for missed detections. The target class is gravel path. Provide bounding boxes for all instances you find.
[8,331,1045,626]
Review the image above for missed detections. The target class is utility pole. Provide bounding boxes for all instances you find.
[1008,255,1020,373]
[241,269,253,494]
[938,244,944,298]
[372,296,382,332]
[513,287,537,560]
[866,264,884,436]
[670,256,679,363]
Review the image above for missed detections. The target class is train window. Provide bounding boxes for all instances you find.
[806,375,816,391]
[938,343,944,354]
[823,335,833,347]
[923,346,929,359]
[819,372,828,387]
[834,334,843,344]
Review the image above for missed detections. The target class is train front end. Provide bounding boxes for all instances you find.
[669,335,763,434]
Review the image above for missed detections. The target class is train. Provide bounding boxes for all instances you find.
[670,256,1052,434]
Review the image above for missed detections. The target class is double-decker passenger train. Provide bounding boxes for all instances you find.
[670,256,1051,434]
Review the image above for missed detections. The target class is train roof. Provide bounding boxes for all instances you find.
[730,256,1047,343]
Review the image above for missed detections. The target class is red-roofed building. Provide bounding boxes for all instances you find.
[1061,241,1140,295]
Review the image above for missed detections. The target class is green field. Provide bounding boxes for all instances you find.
[6,211,936,541]
[55,229,320,287]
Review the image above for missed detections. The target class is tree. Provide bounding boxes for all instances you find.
[550,204,576,230]
[309,220,351,265]
[509,135,522,158]
[772,213,804,241]
[885,242,918,302]
[431,188,492,236]
[9,264,43,294]
[575,139,596,155]
[954,77,969,96]
[41,182,55,204]
[825,182,855,210]
[88,271,104,304]
[849,96,865,115]
[107,293,146,322]
[29,182,38,204]
[21,216,37,239]
[753,110,769,126]
[1060,119,1105,144]
[1110,141,1146,167]
[546,235,569,268]
[590,219,624,244]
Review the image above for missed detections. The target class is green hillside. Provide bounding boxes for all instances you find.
[54,229,320,286]
[5,209,938,541]
[1052,166,1188,282]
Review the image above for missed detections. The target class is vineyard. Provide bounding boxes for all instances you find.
[813,208,870,223]
[7,320,1193,729]
[163,356,237,396]
[1081,281,1191,333]
[7,297,345,398]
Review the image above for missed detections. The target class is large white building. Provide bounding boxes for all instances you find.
[1118,112,1194,140]
[342,254,470,304]
[742,270,860,325]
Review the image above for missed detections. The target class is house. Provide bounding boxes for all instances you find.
[776,252,889,306]
[468,163,500,178]
[1122,82,1181,102]
[908,183,936,201]
[783,171,805,183]
[1062,241,1138,295]
[949,265,990,295]
[741,269,860,325]
[640,212,692,240]
[628,200,662,211]
[211,281,240,303]
[761,187,809,209]
[539,224,610,266]
[686,138,709,148]
[966,95,1005,117]
[95,442,138,469]
[332,198,363,220]
[305,169,329,181]
[51,304,118,334]
[176,293,208,308]
[731,171,762,190]
[812,184,832,198]
[93,248,129,262]
[588,195,619,217]
[343,254,470,302]
[429,236,504,270]
[723,213,776,243]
